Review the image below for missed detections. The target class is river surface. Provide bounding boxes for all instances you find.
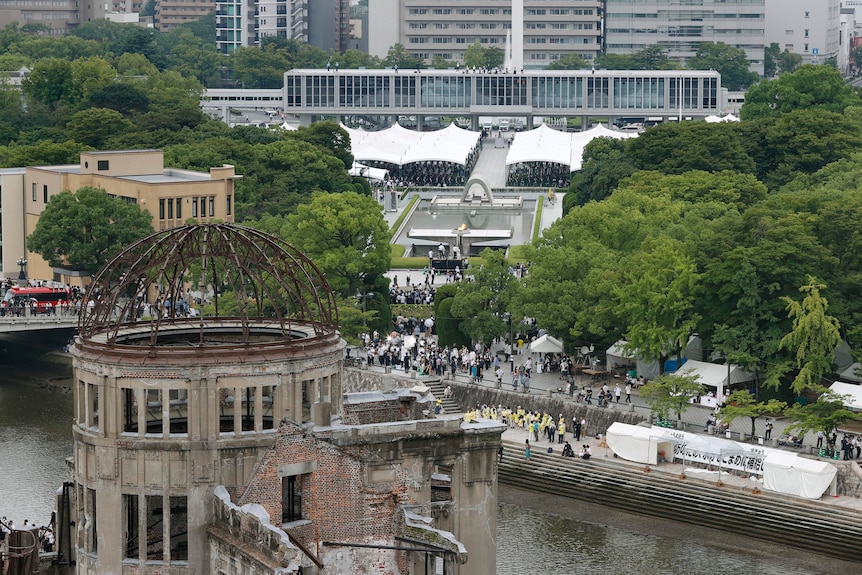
[1,368,859,574]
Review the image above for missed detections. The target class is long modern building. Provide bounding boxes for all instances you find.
[368,0,603,68]
[282,68,723,129]
[604,0,768,75]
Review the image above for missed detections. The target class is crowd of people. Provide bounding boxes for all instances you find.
[507,161,571,187]
[362,145,480,188]
[0,516,55,555]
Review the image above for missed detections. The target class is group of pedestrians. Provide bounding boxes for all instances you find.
[507,161,571,187]
[0,516,55,555]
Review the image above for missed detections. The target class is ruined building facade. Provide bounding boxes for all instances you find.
[67,224,502,575]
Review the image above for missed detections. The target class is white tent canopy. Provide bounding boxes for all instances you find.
[605,340,660,380]
[506,124,639,171]
[529,334,564,354]
[828,381,862,411]
[762,451,836,500]
[674,359,754,400]
[343,122,481,167]
[349,162,389,181]
[704,114,723,123]
[607,422,837,499]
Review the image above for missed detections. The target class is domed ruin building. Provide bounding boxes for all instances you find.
[67,224,502,575]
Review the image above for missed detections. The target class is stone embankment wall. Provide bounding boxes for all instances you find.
[343,367,647,438]
[450,383,646,437]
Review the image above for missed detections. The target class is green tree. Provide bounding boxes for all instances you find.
[335,49,381,69]
[450,248,520,344]
[778,277,842,395]
[778,50,803,75]
[625,121,755,176]
[27,186,154,274]
[22,58,76,109]
[718,390,787,437]
[615,238,701,373]
[631,45,676,70]
[89,82,150,115]
[436,297,471,348]
[568,136,638,205]
[594,52,636,70]
[640,373,704,421]
[67,108,133,148]
[383,43,425,69]
[763,43,801,78]
[273,191,391,298]
[784,391,860,439]
[463,43,503,69]
[741,65,861,120]
[687,42,758,91]
[545,53,589,70]
[290,120,353,168]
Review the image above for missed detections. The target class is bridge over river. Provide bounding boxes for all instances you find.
[0,314,78,333]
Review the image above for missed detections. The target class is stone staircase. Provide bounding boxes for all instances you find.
[423,377,460,415]
[498,440,862,563]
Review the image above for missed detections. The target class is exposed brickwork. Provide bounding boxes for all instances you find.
[342,395,428,425]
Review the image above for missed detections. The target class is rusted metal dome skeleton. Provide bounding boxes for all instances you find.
[78,224,339,356]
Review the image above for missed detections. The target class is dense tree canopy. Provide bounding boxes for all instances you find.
[27,187,154,274]
[741,65,860,120]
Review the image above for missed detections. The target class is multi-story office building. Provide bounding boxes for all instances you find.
[0,149,238,282]
[154,0,216,32]
[764,0,841,67]
[604,0,767,75]
[215,0,349,53]
[0,0,104,36]
[368,0,603,69]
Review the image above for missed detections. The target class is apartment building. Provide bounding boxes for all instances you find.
[368,0,603,68]
[215,0,349,53]
[604,0,766,75]
[154,0,216,32]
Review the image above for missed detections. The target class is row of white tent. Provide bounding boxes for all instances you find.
[341,122,640,171]
[704,114,740,123]
[341,123,481,167]
[505,124,639,171]
[606,422,837,499]
[605,338,756,400]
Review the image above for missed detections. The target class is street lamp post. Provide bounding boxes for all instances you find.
[16,257,27,286]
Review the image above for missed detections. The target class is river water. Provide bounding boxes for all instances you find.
[0,370,858,574]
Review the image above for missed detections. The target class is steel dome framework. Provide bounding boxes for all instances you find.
[79,224,339,349]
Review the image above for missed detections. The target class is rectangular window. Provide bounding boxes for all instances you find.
[226,195,232,216]
[124,494,139,559]
[97,160,109,171]
[146,389,163,434]
[32,183,36,201]
[209,196,215,217]
[175,197,182,220]
[89,383,99,431]
[146,495,163,560]
[167,198,174,219]
[169,496,188,560]
[282,475,303,522]
[159,199,165,220]
[192,198,198,218]
[88,488,98,552]
[43,185,48,203]
[200,197,206,218]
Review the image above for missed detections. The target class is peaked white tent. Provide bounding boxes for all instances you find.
[507,124,639,172]
[827,381,862,411]
[704,114,723,123]
[529,334,564,354]
[674,359,754,400]
[762,451,836,499]
[342,122,481,167]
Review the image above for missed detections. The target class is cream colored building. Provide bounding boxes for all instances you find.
[0,149,239,283]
